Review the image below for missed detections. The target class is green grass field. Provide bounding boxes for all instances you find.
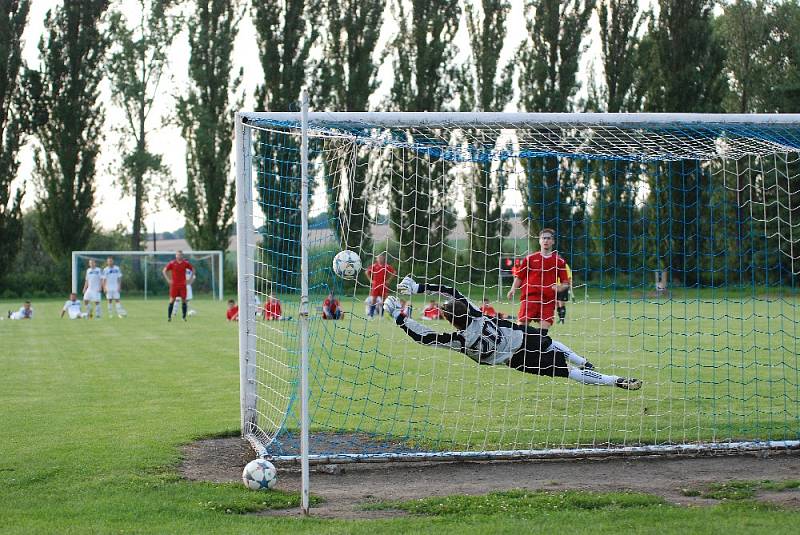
[2,296,800,533]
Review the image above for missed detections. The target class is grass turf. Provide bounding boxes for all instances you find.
[1,296,799,533]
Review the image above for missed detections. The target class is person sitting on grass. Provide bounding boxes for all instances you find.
[61,293,87,319]
[421,299,441,320]
[8,301,33,320]
[226,299,239,321]
[322,291,343,320]
[384,276,641,390]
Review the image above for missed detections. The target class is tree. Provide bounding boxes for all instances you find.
[107,0,182,252]
[637,1,726,287]
[0,0,30,282]
[314,0,383,260]
[517,0,593,272]
[591,0,644,281]
[30,1,110,265]
[385,0,460,278]
[457,0,513,282]
[174,0,242,252]
[252,0,319,292]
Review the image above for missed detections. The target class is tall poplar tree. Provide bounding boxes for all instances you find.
[0,0,30,282]
[458,0,513,282]
[591,0,644,280]
[386,0,460,278]
[314,0,383,259]
[174,0,241,252]
[31,1,110,264]
[638,0,726,287]
[252,0,318,292]
[108,0,182,252]
[517,0,593,270]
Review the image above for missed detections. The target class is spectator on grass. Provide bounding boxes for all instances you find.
[263,294,283,320]
[226,299,239,321]
[8,301,33,320]
[421,299,441,320]
[61,293,86,319]
[322,292,343,320]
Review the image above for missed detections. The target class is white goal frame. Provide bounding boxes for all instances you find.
[236,96,800,514]
[71,250,225,301]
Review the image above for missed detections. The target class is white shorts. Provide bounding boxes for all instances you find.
[105,290,120,300]
[83,290,101,302]
[67,309,84,320]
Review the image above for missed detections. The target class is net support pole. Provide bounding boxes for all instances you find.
[235,113,256,437]
[144,261,148,300]
[71,252,78,294]
[299,89,311,515]
[219,253,224,300]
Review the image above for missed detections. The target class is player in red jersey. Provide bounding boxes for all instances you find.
[263,294,283,320]
[226,299,239,321]
[162,250,195,322]
[506,228,570,329]
[364,253,396,318]
[322,291,342,320]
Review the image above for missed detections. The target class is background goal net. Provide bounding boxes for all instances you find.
[72,250,224,301]
[236,111,800,464]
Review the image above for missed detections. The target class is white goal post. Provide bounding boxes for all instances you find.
[71,250,225,301]
[236,96,800,513]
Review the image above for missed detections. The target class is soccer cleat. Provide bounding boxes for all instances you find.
[615,377,642,390]
[168,317,172,322]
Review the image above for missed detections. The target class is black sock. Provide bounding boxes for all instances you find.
[168,302,174,319]
[557,306,566,320]
[182,302,187,318]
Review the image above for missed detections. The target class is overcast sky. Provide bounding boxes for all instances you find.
[16,0,604,234]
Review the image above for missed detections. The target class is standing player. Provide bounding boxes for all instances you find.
[83,259,103,319]
[183,267,197,315]
[364,253,396,318]
[556,262,572,324]
[102,257,126,318]
[162,250,194,322]
[507,228,570,330]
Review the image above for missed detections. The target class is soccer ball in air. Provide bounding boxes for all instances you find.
[242,459,278,490]
[332,250,362,279]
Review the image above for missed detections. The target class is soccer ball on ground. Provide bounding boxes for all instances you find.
[242,458,278,490]
[332,250,362,280]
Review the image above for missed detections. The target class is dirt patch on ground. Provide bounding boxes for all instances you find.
[180,437,800,519]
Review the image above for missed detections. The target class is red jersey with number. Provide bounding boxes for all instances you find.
[366,262,396,290]
[263,298,282,320]
[165,259,194,286]
[515,251,569,302]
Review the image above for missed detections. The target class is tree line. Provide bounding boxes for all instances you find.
[1,1,799,295]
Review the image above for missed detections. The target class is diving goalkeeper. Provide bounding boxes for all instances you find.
[385,276,641,390]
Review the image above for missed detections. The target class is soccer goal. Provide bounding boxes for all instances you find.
[71,250,225,301]
[236,96,800,509]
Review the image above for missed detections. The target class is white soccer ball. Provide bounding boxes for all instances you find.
[242,458,278,491]
[332,250,362,280]
[187,309,197,316]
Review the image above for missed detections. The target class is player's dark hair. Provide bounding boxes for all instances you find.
[440,299,469,330]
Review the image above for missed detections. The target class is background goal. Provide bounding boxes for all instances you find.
[71,250,224,301]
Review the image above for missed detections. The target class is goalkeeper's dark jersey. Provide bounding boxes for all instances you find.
[394,284,552,366]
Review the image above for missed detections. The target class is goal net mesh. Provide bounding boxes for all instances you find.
[239,116,800,460]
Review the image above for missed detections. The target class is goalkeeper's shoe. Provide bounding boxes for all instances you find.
[615,377,642,390]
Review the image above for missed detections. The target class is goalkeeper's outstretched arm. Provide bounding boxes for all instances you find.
[397,276,482,318]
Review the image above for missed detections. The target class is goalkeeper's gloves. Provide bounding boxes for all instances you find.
[397,275,420,295]
[383,296,403,319]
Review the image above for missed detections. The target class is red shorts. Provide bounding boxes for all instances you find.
[170,285,187,300]
[518,297,556,324]
[370,285,389,299]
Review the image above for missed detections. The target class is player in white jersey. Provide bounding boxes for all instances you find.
[102,257,126,318]
[83,259,103,319]
[61,292,87,319]
[182,267,197,315]
[8,301,33,320]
